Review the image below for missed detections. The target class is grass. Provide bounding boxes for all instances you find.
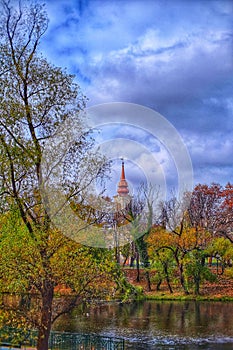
[144,291,233,302]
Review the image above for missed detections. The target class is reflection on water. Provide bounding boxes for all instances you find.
[53,301,233,349]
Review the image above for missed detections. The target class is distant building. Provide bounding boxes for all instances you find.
[113,160,131,210]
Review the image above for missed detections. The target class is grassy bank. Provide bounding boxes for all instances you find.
[144,292,233,302]
[124,268,233,302]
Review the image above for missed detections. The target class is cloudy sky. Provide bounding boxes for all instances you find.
[39,0,233,197]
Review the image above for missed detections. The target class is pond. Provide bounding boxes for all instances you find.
[53,300,233,349]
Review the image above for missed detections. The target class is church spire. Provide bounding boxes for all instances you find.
[120,159,126,181]
[117,159,129,196]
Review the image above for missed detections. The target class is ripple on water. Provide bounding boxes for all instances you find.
[123,335,233,350]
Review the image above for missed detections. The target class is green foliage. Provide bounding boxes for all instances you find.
[0,210,38,293]
[0,210,133,297]
[185,250,217,295]
[207,237,233,263]
[150,249,176,292]
[0,209,138,346]
[224,267,233,279]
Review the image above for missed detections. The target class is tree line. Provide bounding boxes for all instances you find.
[122,183,233,294]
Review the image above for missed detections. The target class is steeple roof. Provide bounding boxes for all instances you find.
[117,160,129,196]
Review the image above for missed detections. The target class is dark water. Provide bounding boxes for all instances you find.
[53,300,233,349]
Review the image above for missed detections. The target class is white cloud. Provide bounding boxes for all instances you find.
[41,0,233,187]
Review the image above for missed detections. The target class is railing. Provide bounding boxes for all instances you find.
[0,327,125,350]
[49,331,124,349]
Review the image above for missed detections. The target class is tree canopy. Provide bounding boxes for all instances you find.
[0,1,131,349]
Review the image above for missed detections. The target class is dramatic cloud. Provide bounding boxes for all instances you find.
[40,0,233,193]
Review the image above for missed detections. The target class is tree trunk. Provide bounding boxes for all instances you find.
[37,280,54,350]
[179,263,189,295]
[164,263,173,294]
[122,255,128,267]
[136,236,151,291]
[130,255,135,267]
[194,275,200,295]
[156,278,162,291]
[136,252,140,282]
[144,269,151,292]
[174,254,189,295]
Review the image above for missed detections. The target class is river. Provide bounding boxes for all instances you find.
[53,300,233,349]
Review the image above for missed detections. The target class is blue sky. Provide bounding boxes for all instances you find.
[39,0,233,197]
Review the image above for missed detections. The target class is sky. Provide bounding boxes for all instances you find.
[39,0,233,198]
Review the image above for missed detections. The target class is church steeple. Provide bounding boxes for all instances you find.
[114,159,131,211]
[117,159,129,196]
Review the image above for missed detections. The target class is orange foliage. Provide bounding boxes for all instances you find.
[221,183,233,210]
[147,225,212,254]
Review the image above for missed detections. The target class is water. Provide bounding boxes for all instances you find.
[53,300,233,349]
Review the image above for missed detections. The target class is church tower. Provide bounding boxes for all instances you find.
[114,160,131,210]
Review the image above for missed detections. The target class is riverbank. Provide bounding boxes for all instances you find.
[124,268,233,301]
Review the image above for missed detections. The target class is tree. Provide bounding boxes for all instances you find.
[206,237,233,274]
[147,227,175,293]
[0,1,129,349]
[189,183,233,243]
[146,184,232,295]
[123,184,158,292]
[0,211,133,348]
[153,196,215,295]
[218,183,233,243]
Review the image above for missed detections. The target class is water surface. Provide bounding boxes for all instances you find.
[53,300,233,349]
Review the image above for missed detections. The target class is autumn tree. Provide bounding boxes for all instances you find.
[147,227,175,293]
[123,184,159,292]
[146,184,232,295]
[206,237,233,274]
[218,183,233,243]
[0,211,134,347]
[189,183,233,243]
[150,196,215,295]
[0,1,132,349]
